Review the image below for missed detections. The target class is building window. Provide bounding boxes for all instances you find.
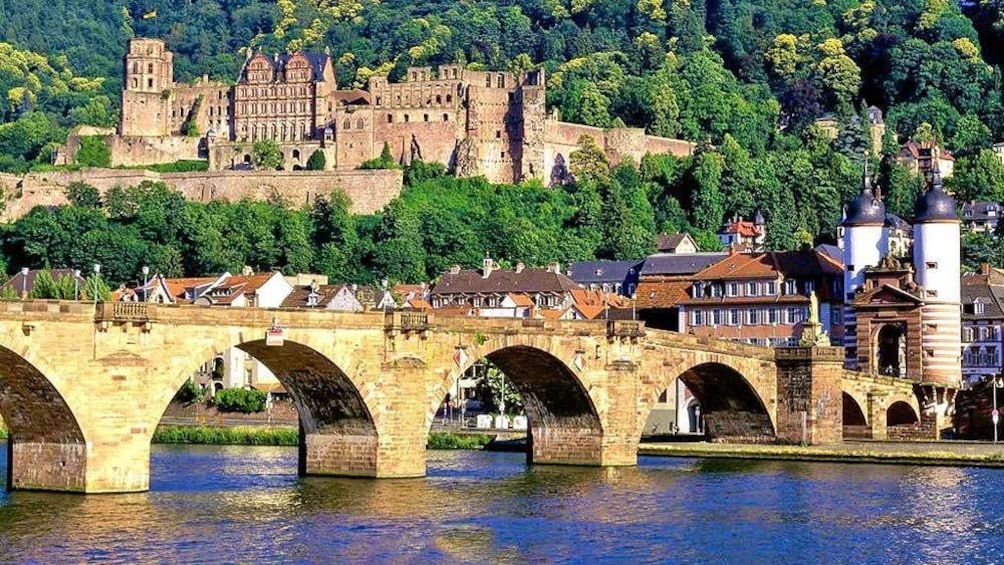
[764,282,777,296]
[926,290,938,298]
[711,309,722,326]
[926,262,938,269]
[692,310,704,326]
[783,280,797,295]
[404,114,410,123]
[148,78,154,88]
[746,282,758,296]
[443,113,449,122]
[747,308,760,325]
[767,308,779,325]
[423,114,429,122]
[786,307,803,324]
[728,309,740,326]
[727,283,739,297]
[847,265,855,272]
[388,114,394,123]
[975,300,986,315]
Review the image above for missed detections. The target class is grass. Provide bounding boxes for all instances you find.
[639,442,1004,467]
[152,426,497,450]
[427,432,495,450]
[153,425,297,446]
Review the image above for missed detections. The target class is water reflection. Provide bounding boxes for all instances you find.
[1,445,1004,562]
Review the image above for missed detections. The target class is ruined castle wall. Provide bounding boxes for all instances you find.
[107,136,203,167]
[465,86,519,183]
[171,83,231,139]
[209,141,330,171]
[1,169,402,221]
[371,112,463,170]
[642,136,697,159]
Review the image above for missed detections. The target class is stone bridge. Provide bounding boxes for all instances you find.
[0,301,935,493]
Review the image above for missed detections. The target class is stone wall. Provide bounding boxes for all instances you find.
[0,168,403,220]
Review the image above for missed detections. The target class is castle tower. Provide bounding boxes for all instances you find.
[120,38,173,136]
[912,155,962,387]
[841,163,887,368]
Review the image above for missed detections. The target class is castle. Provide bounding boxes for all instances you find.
[70,38,694,184]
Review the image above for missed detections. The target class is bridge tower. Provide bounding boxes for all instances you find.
[841,164,887,369]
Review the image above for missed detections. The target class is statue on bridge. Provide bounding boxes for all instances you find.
[799,290,831,347]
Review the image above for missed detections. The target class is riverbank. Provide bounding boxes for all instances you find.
[639,440,1004,468]
[152,425,497,450]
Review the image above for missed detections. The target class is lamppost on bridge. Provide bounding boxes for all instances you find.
[19,267,28,299]
[993,374,1003,443]
[73,269,81,301]
[92,263,101,307]
[141,266,150,302]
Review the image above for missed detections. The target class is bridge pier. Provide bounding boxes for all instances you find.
[774,347,844,445]
[6,438,87,492]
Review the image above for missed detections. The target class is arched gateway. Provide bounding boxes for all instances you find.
[0,302,930,493]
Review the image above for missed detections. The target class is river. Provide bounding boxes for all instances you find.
[0,445,1002,563]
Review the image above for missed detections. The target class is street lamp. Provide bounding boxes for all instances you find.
[141,266,150,302]
[19,267,28,299]
[92,263,101,307]
[994,374,1003,443]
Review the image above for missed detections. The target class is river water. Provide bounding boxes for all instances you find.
[1,445,1002,563]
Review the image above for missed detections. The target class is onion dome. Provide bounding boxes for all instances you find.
[842,163,885,227]
[914,152,958,223]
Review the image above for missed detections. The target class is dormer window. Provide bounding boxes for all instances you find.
[307,292,320,307]
[975,299,986,315]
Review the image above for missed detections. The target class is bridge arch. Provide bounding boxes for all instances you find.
[155,336,378,477]
[639,347,777,443]
[435,341,604,466]
[0,345,88,491]
[887,400,919,427]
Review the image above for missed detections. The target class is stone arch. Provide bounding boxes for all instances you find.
[154,337,378,477]
[434,342,603,466]
[887,401,919,427]
[842,391,870,439]
[0,345,87,491]
[640,350,776,443]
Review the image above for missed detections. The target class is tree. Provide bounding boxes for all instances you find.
[65,181,101,208]
[569,135,609,183]
[948,150,1004,203]
[29,270,79,299]
[82,273,111,301]
[251,140,282,170]
[306,149,326,171]
[75,136,111,168]
[475,364,523,416]
[689,152,726,232]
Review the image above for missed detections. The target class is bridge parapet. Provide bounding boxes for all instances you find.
[384,311,433,335]
[607,320,645,340]
[643,329,776,361]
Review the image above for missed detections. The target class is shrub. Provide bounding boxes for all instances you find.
[173,378,202,403]
[76,136,111,168]
[359,142,398,169]
[65,181,101,207]
[213,388,267,413]
[306,149,326,170]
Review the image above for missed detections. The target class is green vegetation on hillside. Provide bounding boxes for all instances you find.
[1,0,1004,271]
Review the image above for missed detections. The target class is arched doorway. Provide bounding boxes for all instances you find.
[876,324,905,377]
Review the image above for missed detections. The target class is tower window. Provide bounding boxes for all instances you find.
[148,63,154,73]
[148,78,154,88]
[926,290,938,297]
[926,262,938,269]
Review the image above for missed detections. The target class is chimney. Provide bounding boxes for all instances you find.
[982,263,991,275]
[515,262,525,274]
[547,262,560,274]
[482,252,494,279]
[449,265,461,275]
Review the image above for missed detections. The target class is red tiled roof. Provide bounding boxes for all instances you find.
[721,221,760,237]
[636,281,689,309]
[507,293,534,307]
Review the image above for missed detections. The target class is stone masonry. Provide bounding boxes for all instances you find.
[0,301,921,493]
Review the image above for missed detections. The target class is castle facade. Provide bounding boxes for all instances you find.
[103,38,694,184]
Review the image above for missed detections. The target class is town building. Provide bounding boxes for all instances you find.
[75,38,696,185]
[566,260,643,296]
[429,256,578,315]
[673,249,844,347]
[635,252,728,331]
[718,213,766,252]
[841,159,962,387]
[960,201,1003,234]
[656,233,699,254]
[897,140,954,179]
[961,265,1004,385]
[281,282,365,311]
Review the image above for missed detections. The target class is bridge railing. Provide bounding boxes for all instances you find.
[384,311,433,334]
[95,301,157,324]
[607,320,645,339]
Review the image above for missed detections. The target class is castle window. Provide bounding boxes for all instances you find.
[132,78,138,88]
[443,114,449,122]
[376,96,382,106]
[497,75,505,88]
[926,290,938,298]
[411,72,417,81]
[292,149,300,160]
[501,151,505,159]
[148,78,153,88]
[343,119,351,130]
[926,262,938,269]
[357,118,364,129]
[496,130,501,139]
[423,114,429,122]
[404,114,410,123]
[486,76,491,87]
[387,114,394,123]
[132,62,139,74]
[148,63,154,73]
[436,95,442,104]
[446,94,453,103]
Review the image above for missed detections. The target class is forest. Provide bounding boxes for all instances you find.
[2,0,1004,283]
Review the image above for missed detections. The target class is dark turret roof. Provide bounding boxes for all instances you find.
[914,155,958,223]
[842,165,885,227]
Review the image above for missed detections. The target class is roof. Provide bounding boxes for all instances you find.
[239,51,331,84]
[914,185,958,223]
[640,253,727,277]
[720,220,761,237]
[507,293,534,307]
[962,267,1004,320]
[431,267,579,295]
[885,213,913,232]
[332,89,372,105]
[815,244,842,263]
[656,233,696,252]
[566,260,643,285]
[636,281,690,309]
[281,284,354,309]
[962,201,1004,222]
[160,276,218,302]
[205,273,274,304]
[843,170,885,227]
